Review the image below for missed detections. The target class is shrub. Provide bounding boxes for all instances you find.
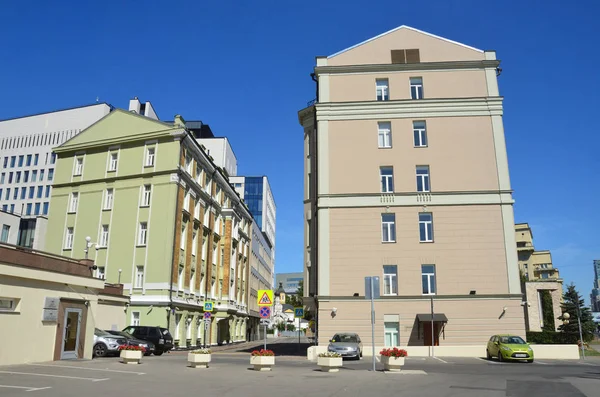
[526,331,579,344]
[190,348,211,354]
[380,347,408,357]
[251,349,275,356]
[318,352,341,358]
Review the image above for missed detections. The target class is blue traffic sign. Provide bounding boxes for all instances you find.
[204,301,214,311]
[259,306,271,318]
[203,311,211,319]
[294,307,304,318]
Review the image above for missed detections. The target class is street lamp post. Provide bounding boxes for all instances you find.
[561,312,585,359]
[84,236,97,260]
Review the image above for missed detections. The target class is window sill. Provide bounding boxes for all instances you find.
[102,208,112,211]
[136,244,147,248]
[378,146,393,149]
[414,146,428,149]
[67,211,76,214]
[419,240,434,244]
[140,205,150,208]
[107,170,116,173]
[63,248,72,251]
[382,241,396,244]
[73,174,82,177]
[96,246,107,250]
[144,164,154,168]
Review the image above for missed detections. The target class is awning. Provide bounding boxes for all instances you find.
[416,313,448,322]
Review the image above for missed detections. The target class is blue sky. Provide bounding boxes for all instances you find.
[1,1,598,301]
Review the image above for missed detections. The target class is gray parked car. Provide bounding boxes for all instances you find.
[93,328,127,357]
[327,333,363,359]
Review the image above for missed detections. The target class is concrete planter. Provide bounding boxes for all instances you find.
[381,356,405,372]
[250,355,275,371]
[318,357,343,372]
[188,353,211,368]
[120,350,143,364]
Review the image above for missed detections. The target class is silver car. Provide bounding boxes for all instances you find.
[93,328,127,357]
[327,333,363,359]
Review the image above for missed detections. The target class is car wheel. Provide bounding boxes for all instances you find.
[360,350,363,358]
[93,343,108,358]
[497,351,503,362]
[153,350,164,356]
[527,359,533,363]
[486,349,492,360]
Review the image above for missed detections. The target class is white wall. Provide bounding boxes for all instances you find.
[197,138,238,177]
[0,211,20,244]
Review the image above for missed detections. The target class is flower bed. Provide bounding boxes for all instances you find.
[380,348,407,371]
[250,349,275,371]
[317,352,342,372]
[119,345,145,365]
[188,349,211,368]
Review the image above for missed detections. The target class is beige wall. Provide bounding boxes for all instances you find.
[328,117,500,194]
[0,268,101,365]
[329,70,488,103]
[328,205,509,296]
[317,298,524,346]
[525,281,563,332]
[327,26,484,66]
[95,298,128,331]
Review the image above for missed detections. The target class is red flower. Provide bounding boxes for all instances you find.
[379,347,407,357]
[119,345,146,352]
[251,349,274,356]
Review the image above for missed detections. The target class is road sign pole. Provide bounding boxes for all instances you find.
[264,324,267,350]
[370,276,376,372]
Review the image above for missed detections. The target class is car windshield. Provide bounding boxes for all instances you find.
[499,336,526,344]
[108,331,131,339]
[161,328,171,337]
[94,328,113,337]
[331,334,358,343]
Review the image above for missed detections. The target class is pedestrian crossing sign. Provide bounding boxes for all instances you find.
[204,301,214,312]
[294,307,304,318]
[257,290,274,306]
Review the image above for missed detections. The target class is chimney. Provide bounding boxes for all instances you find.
[129,97,141,114]
[174,115,186,127]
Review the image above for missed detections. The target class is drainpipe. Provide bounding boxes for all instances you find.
[310,71,319,344]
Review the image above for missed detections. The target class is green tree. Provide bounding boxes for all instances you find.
[540,290,555,332]
[286,323,296,332]
[558,284,596,342]
[287,280,304,308]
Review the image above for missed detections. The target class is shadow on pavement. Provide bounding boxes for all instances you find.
[238,342,313,356]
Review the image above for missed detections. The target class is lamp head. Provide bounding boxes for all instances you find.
[85,236,91,243]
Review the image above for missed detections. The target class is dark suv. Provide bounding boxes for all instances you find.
[122,326,173,355]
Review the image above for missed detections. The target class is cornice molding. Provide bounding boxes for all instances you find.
[315,60,500,76]
[315,97,503,121]
[315,293,522,301]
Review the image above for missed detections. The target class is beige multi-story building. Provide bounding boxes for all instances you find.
[298,25,525,350]
[515,223,563,332]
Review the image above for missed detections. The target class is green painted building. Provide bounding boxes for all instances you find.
[46,110,253,348]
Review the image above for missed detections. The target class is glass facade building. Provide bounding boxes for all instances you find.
[244,177,264,229]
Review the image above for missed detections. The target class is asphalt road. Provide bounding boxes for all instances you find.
[0,338,598,397]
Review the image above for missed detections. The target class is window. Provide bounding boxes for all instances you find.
[384,322,400,347]
[108,153,118,171]
[190,268,195,294]
[26,154,32,166]
[142,185,151,206]
[185,153,192,174]
[381,213,396,243]
[9,204,14,213]
[10,156,15,168]
[0,173,4,184]
[39,169,44,181]
[377,122,392,148]
[13,188,18,200]
[18,155,23,167]
[376,79,389,101]
[175,313,182,339]
[196,165,203,185]
[146,147,155,167]
[413,121,427,147]
[8,172,12,183]
[416,166,430,192]
[135,266,144,288]
[45,185,50,198]
[138,222,148,246]
[178,265,184,290]
[421,264,436,295]
[2,158,7,168]
[383,265,398,295]
[74,157,83,176]
[32,170,37,182]
[34,154,38,166]
[1,225,10,243]
[23,171,29,183]
[4,188,10,200]
[0,298,17,312]
[65,227,74,249]
[104,188,114,210]
[97,266,105,280]
[67,192,78,213]
[28,186,34,199]
[194,201,200,219]
[20,188,26,199]
[419,213,434,242]
[42,202,49,215]
[1,205,6,211]
[47,168,54,180]
[99,225,109,247]
[186,316,192,339]
[410,77,423,99]
[380,167,394,193]
[131,312,140,326]
[15,172,21,183]
[50,153,56,164]
[37,186,43,199]
[192,230,198,255]
[391,48,420,64]
[26,203,32,215]
[34,203,40,215]
[180,223,187,250]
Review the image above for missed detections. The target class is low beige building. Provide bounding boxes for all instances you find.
[0,242,127,365]
[299,26,525,350]
[515,223,563,332]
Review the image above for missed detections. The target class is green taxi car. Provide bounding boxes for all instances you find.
[486,335,534,363]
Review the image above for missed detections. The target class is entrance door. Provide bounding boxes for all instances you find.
[61,308,82,359]
[423,322,440,346]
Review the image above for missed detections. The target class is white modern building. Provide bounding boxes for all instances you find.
[0,98,156,249]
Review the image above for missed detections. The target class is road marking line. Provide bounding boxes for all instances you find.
[26,363,145,375]
[477,357,499,364]
[534,360,548,365]
[0,371,108,381]
[433,357,448,364]
[0,385,52,392]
